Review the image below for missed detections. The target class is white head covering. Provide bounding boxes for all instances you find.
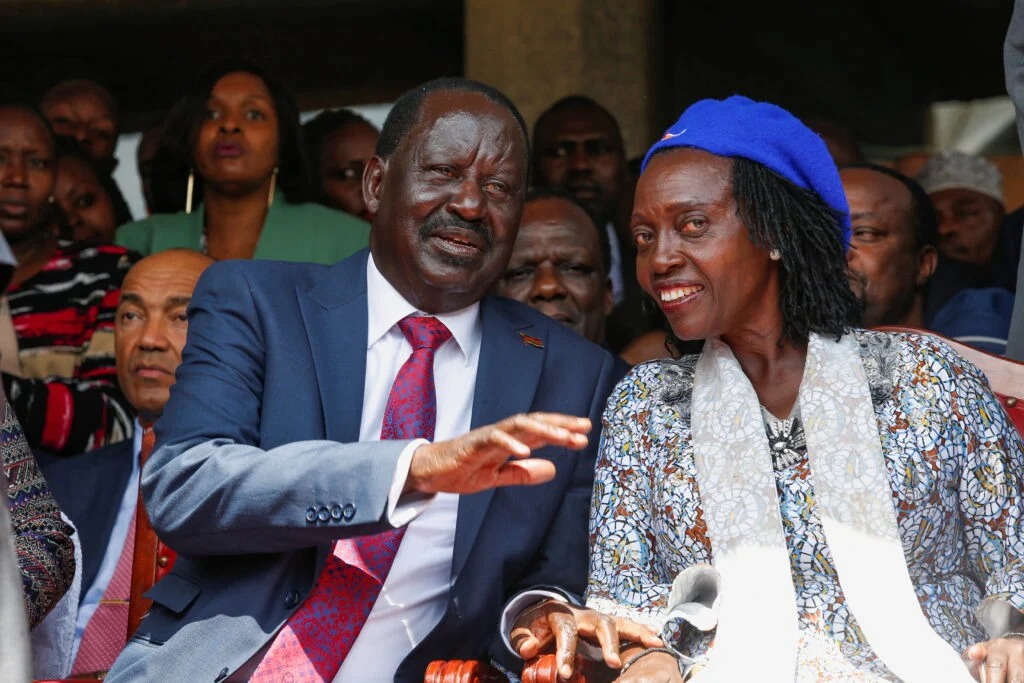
[915,150,1004,205]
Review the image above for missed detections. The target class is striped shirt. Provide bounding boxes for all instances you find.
[3,241,138,456]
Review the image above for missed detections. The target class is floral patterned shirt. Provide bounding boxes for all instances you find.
[587,331,1024,680]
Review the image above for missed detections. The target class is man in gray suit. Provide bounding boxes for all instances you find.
[107,78,634,682]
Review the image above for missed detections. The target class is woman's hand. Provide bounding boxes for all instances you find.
[510,600,664,679]
[963,635,1024,682]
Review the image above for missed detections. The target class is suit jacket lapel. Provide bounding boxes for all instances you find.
[297,251,371,571]
[295,249,369,445]
[451,298,545,582]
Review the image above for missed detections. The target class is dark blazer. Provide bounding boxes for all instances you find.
[107,249,625,682]
[43,440,135,596]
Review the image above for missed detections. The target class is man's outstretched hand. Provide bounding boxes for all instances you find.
[510,600,664,680]
[405,412,591,495]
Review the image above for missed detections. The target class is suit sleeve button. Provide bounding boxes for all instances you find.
[342,503,356,521]
[284,590,300,608]
[305,507,317,524]
[317,506,331,523]
[330,505,343,521]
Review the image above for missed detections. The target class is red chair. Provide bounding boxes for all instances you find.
[425,655,597,683]
[126,461,177,639]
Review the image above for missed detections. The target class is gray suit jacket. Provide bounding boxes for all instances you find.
[106,251,624,682]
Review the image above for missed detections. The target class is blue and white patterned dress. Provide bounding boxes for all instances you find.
[587,330,1024,680]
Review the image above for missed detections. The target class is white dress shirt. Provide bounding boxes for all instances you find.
[70,419,142,662]
[334,255,481,682]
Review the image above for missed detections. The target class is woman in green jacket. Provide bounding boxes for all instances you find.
[118,58,369,264]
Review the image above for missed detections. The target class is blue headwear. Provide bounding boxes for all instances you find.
[641,95,851,245]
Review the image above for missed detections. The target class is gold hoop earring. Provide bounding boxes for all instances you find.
[185,169,195,215]
[769,248,781,261]
[267,167,278,209]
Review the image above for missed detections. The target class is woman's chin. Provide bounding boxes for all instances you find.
[200,176,270,198]
[0,218,38,241]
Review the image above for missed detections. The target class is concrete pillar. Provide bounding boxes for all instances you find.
[465,0,662,160]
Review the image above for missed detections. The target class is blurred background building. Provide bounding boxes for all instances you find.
[3,0,1018,215]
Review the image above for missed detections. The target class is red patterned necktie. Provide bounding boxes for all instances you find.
[251,316,451,682]
[71,426,155,676]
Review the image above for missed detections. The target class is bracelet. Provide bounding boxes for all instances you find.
[1003,632,1024,639]
[620,647,686,677]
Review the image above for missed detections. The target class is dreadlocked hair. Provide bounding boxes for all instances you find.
[731,156,861,347]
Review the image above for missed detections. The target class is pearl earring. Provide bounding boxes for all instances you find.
[769,249,781,261]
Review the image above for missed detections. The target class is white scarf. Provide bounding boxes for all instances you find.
[689,332,973,682]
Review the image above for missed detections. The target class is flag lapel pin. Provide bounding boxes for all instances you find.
[519,332,544,349]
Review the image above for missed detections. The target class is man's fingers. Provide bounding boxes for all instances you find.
[483,428,531,458]
[963,642,991,682]
[491,459,557,487]
[986,654,1008,683]
[511,601,564,658]
[615,618,665,648]
[591,616,622,668]
[510,629,543,659]
[547,610,579,680]
[499,413,591,452]
[510,412,591,431]
[408,413,589,494]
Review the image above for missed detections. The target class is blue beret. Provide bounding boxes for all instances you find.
[641,95,851,245]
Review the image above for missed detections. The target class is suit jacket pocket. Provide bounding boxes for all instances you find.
[144,572,202,614]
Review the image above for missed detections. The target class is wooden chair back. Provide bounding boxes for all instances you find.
[125,501,176,639]
[125,445,176,640]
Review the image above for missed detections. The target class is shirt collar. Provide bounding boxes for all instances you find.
[366,253,481,362]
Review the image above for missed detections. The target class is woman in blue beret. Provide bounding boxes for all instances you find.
[512,96,1024,682]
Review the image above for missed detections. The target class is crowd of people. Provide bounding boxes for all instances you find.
[0,47,1020,683]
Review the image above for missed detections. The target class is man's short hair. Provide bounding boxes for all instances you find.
[531,95,624,182]
[842,162,939,249]
[523,186,611,276]
[533,95,623,140]
[376,77,529,163]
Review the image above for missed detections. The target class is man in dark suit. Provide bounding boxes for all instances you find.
[106,78,633,682]
[44,248,213,676]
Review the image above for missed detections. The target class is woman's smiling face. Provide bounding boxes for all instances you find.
[631,148,781,342]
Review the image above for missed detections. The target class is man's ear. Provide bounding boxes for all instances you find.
[363,155,387,216]
[916,245,938,287]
